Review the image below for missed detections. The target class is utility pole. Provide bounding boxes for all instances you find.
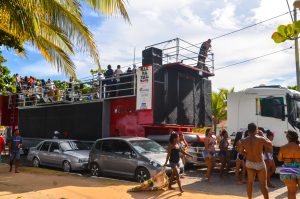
[294,1,300,91]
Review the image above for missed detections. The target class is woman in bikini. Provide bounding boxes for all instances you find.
[264,130,276,188]
[219,130,231,177]
[164,133,193,193]
[233,132,246,185]
[179,132,189,178]
[204,128,216,182]
[278,130,300,199]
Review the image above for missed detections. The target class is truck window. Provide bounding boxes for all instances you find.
[258,97,285,119]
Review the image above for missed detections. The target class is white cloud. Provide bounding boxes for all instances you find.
[14,0,299,91]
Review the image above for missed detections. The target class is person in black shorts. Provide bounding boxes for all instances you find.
[164,133,193,193]
[234,131,246,184]
[219,130,231,177]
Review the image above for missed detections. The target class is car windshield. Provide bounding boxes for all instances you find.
[130,140,166,154]
[60,141,90,151]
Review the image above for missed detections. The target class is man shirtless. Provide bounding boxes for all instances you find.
[239,123,273,199]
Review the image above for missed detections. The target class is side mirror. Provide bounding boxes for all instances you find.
[53,149,60,153]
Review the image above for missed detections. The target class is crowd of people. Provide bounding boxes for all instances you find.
[11,65,135,106]
[164,124,300,199]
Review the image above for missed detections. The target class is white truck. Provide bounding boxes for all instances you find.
[228,85,300,152]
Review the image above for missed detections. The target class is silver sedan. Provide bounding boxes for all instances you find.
[27,140,91,172]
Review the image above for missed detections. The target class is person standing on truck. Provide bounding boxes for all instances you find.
[233,132,246,185]
[264,130,276,188]
[239,123,273,199]
[197,39,211,71]
[219,130,231,178]
[277,130,300,199]
[203,128,216,182]
[9,129,23,173]
[163,133,193,193]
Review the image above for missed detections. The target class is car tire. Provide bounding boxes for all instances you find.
[62,161,72,172]
[135,167,150,183]
[90,163,101,177]
[32,157,40,168]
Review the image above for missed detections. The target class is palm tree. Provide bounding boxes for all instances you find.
[0,0,129,77]
[211,88,234,131]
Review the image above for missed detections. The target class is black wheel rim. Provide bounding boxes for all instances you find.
[91,164,99,176]
[137,170,148,183]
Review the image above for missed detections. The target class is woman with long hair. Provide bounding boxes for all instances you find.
[219,130,231,177]
[203,128,216,182]
[278,130,300,199]
[164,133,193,193]
[233,131,246,185]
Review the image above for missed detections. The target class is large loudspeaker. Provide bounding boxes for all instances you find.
[201,79,212,126]
[142,47,163,66]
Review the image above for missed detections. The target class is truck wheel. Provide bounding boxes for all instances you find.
[32,157,40,168]
[135,167,150,183]
[90,163,101,177]
[62,161,71,172]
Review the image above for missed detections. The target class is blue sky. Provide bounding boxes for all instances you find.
[1,0,298,90]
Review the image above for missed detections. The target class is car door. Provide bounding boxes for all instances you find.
[48,141,62,167]
[113,140,138,177]
[100,140,119,174]
[38,141,51,165]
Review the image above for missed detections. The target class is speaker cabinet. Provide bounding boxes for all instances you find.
[142,47,163,66]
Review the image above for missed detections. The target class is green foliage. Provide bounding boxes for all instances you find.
[272,21,300,43]
[90,68,106,75]
[0,0,130,77]
[211,88,234,128]
[53,80,67,90]
[0,51,16,94]
[288,85,298,91]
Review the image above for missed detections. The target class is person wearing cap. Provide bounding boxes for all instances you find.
[278,130,300,199]
[9,128,23,173]
[264,130,276,188]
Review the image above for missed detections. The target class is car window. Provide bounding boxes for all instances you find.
[114,141,131,155]
[40,141,51,152]
[49,142,60,152]
[95,140,102,150]
[101,140,116,152]
[37,142,43,150]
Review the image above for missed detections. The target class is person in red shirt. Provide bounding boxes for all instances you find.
[0,134,5,162]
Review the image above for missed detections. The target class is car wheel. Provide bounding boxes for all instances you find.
[62,161,71,172]
[32,157,40,168]
[135,167,150,183]
[90,163,101,177]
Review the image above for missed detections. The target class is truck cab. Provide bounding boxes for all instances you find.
[228,85,300,148]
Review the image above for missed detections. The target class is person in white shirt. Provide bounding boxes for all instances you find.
[114,65,123,82]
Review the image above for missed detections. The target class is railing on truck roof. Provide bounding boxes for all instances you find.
[146,38,214,74]
[8,72,136,108]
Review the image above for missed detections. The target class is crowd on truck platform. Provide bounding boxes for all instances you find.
[11,65,135,106]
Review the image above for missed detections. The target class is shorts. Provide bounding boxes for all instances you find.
[10,151,20,161]
[279,162,300,182]
[203,150,216,159]
[245,160,266,171]
[219,150,227,158]
[236,153,244,161]
[169,162,179,169]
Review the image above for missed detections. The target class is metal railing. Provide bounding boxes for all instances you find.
[8,72,136,108]
[146,38,214,74]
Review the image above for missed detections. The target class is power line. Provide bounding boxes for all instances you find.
[215,46,293,71]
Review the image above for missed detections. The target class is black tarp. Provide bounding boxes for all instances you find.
[18,102,103,141]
